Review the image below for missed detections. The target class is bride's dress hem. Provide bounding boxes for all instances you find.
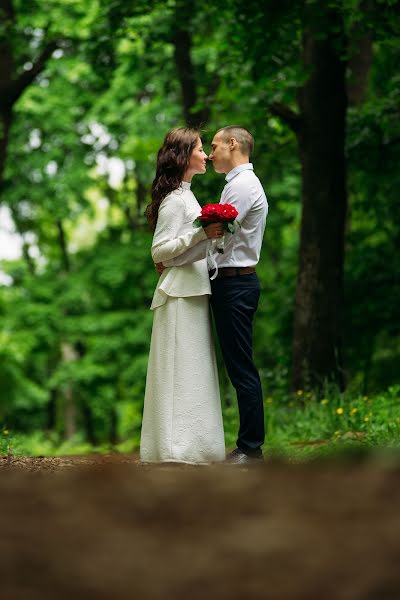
[140,457,226,466]
[140,294,226,464]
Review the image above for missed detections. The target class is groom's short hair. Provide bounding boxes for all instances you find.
[217,126,254,157]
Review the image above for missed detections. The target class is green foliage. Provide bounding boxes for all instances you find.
[224,385,400,460]
[0,0,399,454]
[345,36,400,391]
[4,385,400,459]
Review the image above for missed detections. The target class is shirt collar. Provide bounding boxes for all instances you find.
[225,163,253,182]
[181,181,191,190]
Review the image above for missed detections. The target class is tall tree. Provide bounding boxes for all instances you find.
[290,5,348,390]
[172,1,220,127]
[233,0,400,389]
[0,0,58,190]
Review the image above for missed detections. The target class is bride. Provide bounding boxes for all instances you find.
[140,127,226,464]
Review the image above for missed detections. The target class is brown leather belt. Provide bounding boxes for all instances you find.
[216,267,256,277]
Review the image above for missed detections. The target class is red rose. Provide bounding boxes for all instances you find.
[201,204,221,216]
[194,202,238,229]
[198,203,222,223]
[219,204,238,221]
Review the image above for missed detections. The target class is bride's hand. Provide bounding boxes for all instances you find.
[154,262,165,275]
[203,223,224,239]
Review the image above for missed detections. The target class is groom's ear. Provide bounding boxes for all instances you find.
[229,137,238,151]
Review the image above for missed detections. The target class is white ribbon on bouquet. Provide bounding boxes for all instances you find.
[207,239,219,280]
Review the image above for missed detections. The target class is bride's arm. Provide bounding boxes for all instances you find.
[162,238,209,267]
[151,195,207,263]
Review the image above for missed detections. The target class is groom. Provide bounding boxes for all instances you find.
[208,126,268,463]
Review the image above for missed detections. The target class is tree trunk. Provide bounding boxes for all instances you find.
[292,16,348,390]
[172,3,217,128]
[0,0,14,191]
[82,402,97,446]
[347,33,373,106]
[56,219,70,271]
[347,0,373,107]
[61,342,78,440]
[0,0,57,190]
[173,26,198,126]
[0,110,12,192]
[136,176,146,220]
[109,406,118,446]
[21,239,35,275]
[64,386,77,440]
[47,388,58,431]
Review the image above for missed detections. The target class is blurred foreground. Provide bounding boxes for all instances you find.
[1,454,400,599]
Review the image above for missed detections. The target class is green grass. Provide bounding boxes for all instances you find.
[223,384,400,461]
[2,385,400,461]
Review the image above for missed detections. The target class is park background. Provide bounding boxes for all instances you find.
[0,0,399,458]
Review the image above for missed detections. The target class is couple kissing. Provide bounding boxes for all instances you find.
[140,126,268,465]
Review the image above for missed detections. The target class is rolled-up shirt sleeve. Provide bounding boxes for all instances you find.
[151,195,208,263]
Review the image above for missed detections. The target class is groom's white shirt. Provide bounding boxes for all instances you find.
[215,163,268,268]
[166,163,268,269]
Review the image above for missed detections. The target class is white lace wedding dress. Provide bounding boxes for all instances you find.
[140,182,225,464]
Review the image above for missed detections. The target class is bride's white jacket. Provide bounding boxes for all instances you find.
[150,183,210,310]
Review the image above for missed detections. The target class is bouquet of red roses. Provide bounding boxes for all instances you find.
[193,203,239,253]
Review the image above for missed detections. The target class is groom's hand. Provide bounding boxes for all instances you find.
[155,262,165,275]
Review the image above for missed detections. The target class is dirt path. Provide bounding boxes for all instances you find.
[0,453,142,472]
[1,454,400,599]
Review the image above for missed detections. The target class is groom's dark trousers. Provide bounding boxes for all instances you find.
[210,272,264,454]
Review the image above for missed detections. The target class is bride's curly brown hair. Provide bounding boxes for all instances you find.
[145,127,200,230]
